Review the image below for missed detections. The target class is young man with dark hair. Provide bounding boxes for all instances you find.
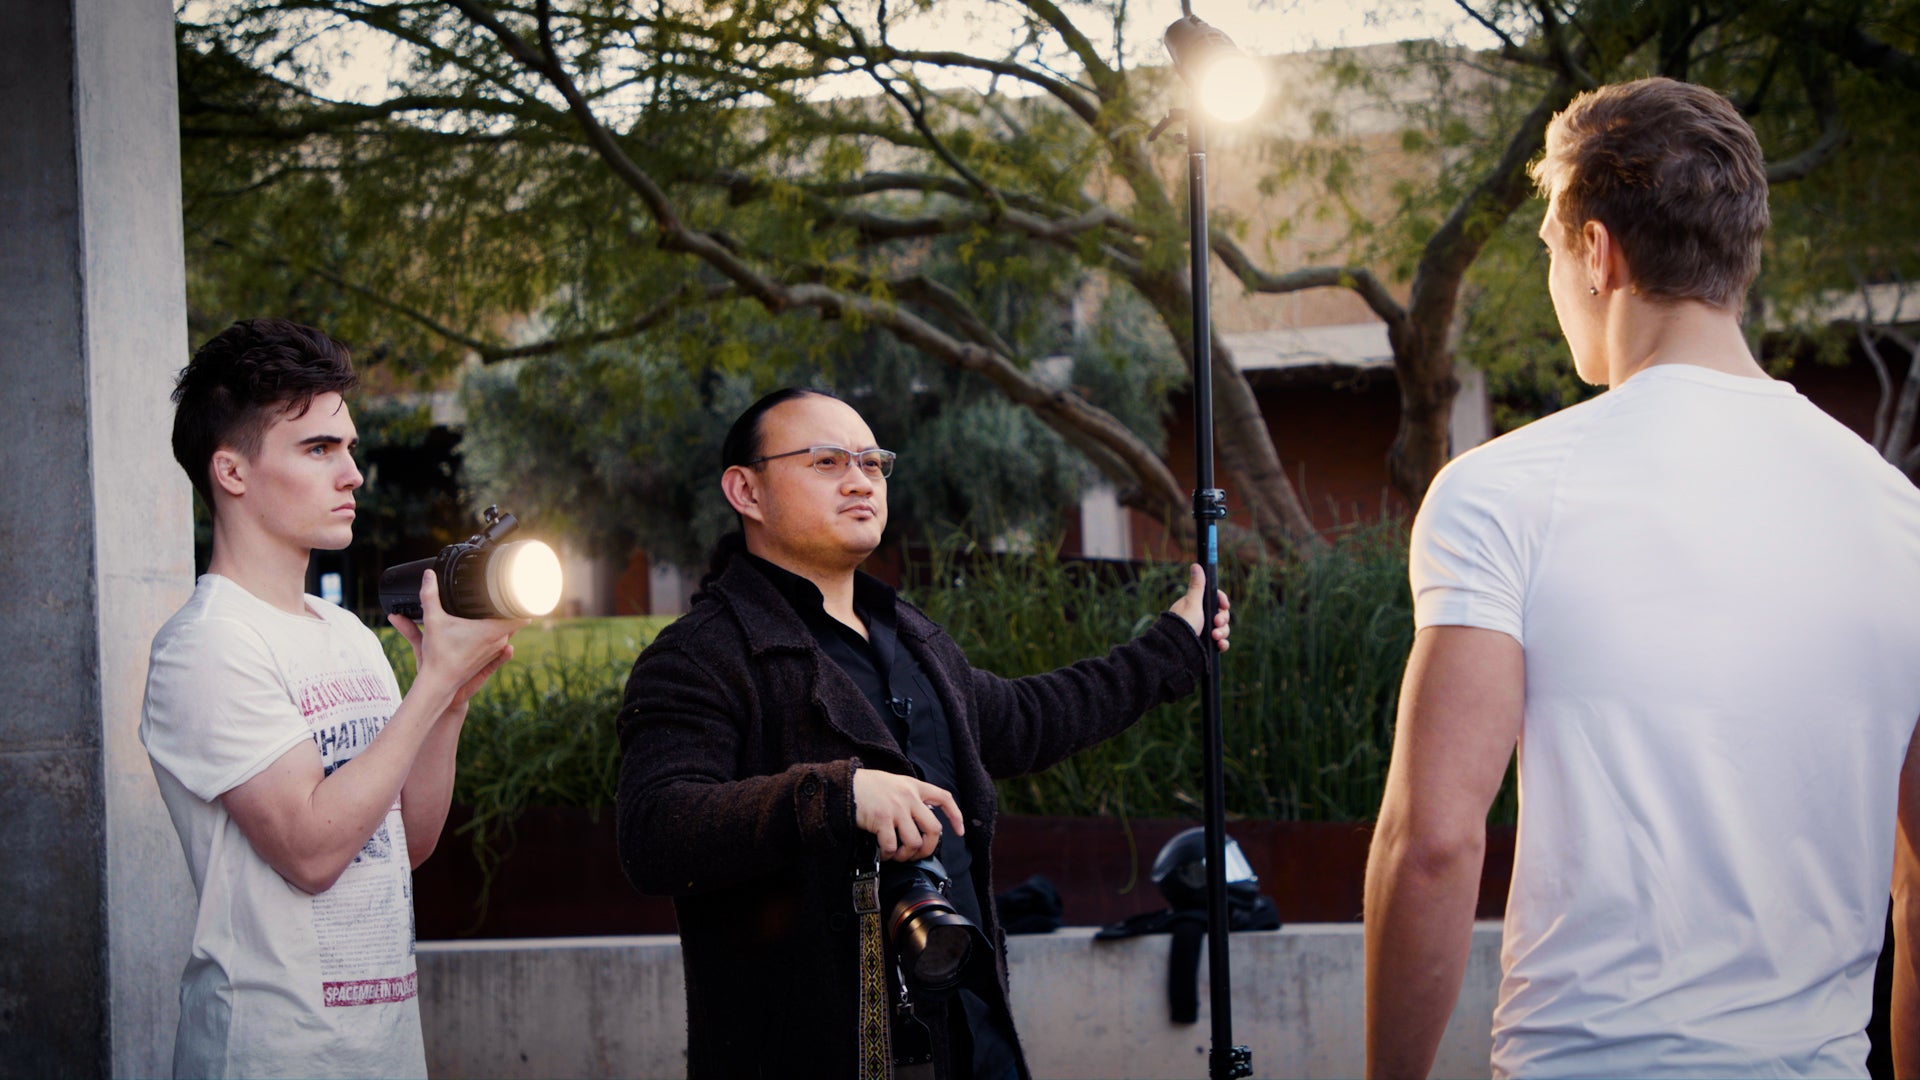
[141,318,525,1078]
[617,389,1231,1080]
[1364,78,1920,1077]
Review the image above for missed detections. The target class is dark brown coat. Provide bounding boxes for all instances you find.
[615,556,1204,1079]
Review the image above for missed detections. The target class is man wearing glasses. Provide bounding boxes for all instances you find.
[615,388,1231,1080]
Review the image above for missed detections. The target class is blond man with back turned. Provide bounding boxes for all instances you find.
[1364,78,1920,1077]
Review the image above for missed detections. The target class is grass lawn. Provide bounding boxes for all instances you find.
[506,615,676,668]
[380,614,676,690]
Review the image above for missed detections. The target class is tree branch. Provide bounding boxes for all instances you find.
[867,70,1006,210]
[304,260,731,361]
[849,45,1102,125]
[716,169,1126,229]
[1766,43,1848,185]
[484,285,739,361]
[179,92,566,140]
[1802,18,1920,92]
[712,170,1146,273]
[1534,0,1598,89]
[1017,0,1119,98]
[446,0,1192,528]
[1765,108,1848,184]
[889,274,1022,359]
[1211,234,1408,328]
[1450,1,1536,66]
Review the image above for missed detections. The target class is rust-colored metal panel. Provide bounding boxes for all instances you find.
[414,809,1515,939]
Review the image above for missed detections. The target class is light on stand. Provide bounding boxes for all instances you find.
[379,505,563,620]
[1198,52,1266,122]
[1164,14,1268,123]
[1155,6,1266,1079]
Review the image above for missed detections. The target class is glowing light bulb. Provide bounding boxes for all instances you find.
[491,540,564,617]
[1199,52,1266,123]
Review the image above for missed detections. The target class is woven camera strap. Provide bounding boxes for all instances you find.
[853,861,891,1080]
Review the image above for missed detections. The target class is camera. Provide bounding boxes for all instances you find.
[881,856,989,996]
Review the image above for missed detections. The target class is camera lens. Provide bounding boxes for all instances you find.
[891,896,974,990]
[880,857,983,995]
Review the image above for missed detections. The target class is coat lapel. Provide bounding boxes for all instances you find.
[714,558,908,767]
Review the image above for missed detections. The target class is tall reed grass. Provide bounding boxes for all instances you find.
[916,526,1428,823]
[385,627,642,876]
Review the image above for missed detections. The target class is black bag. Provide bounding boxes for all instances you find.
[1093,889,1280,1023]
[993,874,1064,935]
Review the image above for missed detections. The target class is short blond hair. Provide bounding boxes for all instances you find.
[1531,77,1769,309]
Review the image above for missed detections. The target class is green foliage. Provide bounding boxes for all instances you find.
[174,0,1327,549]
[458,302,1105,568]
[383,616,667,877]
[447,206,1127,565]
[913,527,1457,823]
[404,529,1501,867]
[1455,201,1603,433]
[1065,285,1188,455]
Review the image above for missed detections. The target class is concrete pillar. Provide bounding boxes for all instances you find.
[0,1,197,1075]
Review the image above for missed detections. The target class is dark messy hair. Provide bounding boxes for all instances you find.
[693,387,839,601]
[171,318,357,515]
[1531,77,1770,309]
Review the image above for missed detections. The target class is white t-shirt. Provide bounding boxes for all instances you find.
[1412,364,1920,1077]
[141,574,426,1079]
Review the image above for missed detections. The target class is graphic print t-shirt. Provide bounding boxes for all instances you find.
[142,575,426,1079]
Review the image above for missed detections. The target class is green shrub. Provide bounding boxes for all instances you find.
[387,532,1512,874]
[914,526,1423,823]
[384,617,665,874]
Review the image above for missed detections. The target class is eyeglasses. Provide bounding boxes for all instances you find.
[747,445,897,479]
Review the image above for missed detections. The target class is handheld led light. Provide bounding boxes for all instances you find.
[378,505,563,620]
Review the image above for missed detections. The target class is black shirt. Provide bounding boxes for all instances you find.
[743,554,980,922]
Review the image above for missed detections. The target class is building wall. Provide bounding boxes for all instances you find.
[1126,372,1409,560]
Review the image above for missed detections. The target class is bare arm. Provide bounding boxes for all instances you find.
[1365,625,1524,1080]
[221,571,523,892]
[1892,718,1920,1078]
[386,610,515,867]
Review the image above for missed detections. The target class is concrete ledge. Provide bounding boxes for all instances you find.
[419,922,1501,1079]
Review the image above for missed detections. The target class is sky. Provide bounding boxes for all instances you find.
[270,0,1498,103]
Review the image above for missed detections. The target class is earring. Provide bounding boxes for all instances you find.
[1588,286,1598,296]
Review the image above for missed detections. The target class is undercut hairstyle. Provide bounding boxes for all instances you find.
[1530,77,1770,309]
[693,386,842,602]
[171,318,357,515]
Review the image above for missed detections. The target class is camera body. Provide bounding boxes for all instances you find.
[880,856,990,998]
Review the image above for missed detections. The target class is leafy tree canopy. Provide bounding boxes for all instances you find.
[180,0,1920,558]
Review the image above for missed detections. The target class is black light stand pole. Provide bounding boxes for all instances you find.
[1182,102,1251,1080]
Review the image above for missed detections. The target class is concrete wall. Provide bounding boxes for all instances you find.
[0,1,197,1074]
[419,923,1502,1079]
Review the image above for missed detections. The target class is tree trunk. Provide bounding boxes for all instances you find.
[1138,274,1324,556]
[1384,305,1461,506]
